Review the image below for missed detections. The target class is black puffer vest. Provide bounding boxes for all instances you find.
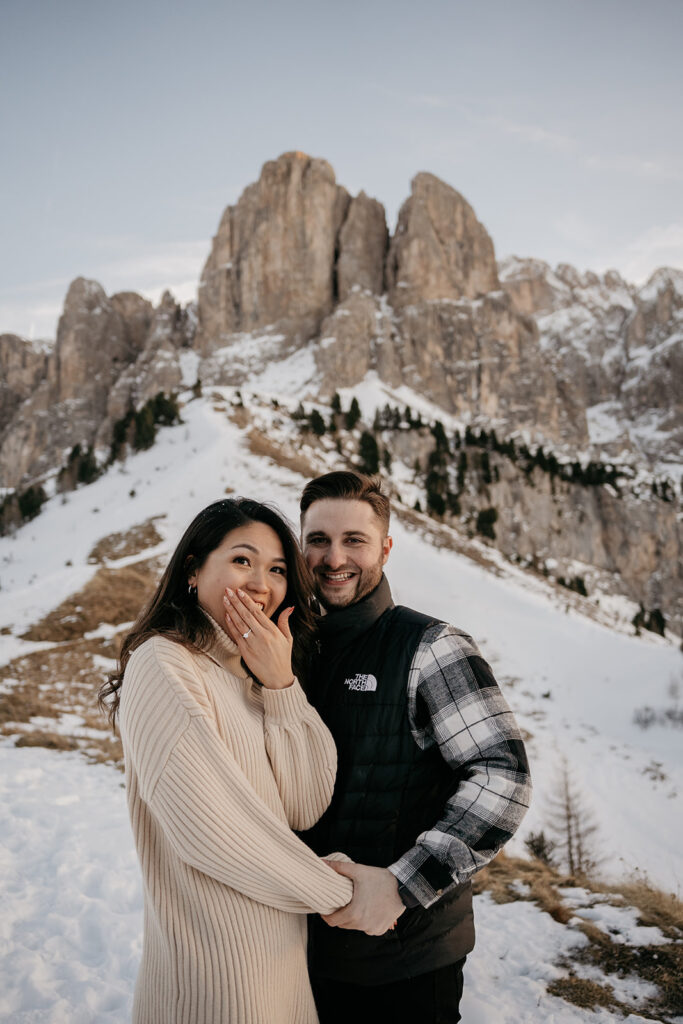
[301,577,474,985]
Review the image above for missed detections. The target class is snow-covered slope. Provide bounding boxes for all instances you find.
[1,391,681,1021]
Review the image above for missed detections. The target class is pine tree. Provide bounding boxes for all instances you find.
[480,450,492,485]
[475,507,498,540]
[151,391,181,426]
[77,447,99,485]
[346,397,361,430]
[134,405,156,450]
[524,831,557,867]
[431,420,450,453]
[309,409,326,436]
[18,485,48,522]
[457,451,468,491]
[358,431,380,474]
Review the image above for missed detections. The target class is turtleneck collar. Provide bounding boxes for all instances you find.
[202,611,250,678]
[317,574,394,648]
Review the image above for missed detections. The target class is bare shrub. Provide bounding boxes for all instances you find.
[546,758,603,877]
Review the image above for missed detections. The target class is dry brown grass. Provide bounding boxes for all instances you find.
[15,730,79,751]
[479,851,683,1021]
[87,517,165,564]
[247,428,320,480]
[546,977,616,1010]
[602,878,683,940]
[1,632,125,767]
[3,550,165,767]
[473,849,574,923]
[21,558,162,642]
[565,926,683,1021]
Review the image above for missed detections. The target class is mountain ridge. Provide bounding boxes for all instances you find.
[0,151,680,632]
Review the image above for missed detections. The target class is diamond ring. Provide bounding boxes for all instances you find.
[242,629,251,639]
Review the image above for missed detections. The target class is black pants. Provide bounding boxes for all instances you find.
[312,958,466,1024]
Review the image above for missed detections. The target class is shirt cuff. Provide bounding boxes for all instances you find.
[388,848,457,909]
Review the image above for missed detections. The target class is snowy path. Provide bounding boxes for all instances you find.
[0,743,659,1024]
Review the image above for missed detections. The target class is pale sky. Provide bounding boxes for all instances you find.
[2,0,682,340]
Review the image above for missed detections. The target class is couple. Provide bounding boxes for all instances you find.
[101,471,531,1024]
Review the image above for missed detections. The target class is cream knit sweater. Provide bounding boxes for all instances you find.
[119,623,353,1024]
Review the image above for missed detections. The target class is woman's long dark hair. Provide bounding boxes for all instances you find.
[99,498,317,727]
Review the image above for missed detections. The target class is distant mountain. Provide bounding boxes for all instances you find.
[499,257,683,463]
[0,151,680,632]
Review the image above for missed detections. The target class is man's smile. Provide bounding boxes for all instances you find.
[319,570,357,585]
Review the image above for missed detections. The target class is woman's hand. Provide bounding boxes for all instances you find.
[223,588,295,690]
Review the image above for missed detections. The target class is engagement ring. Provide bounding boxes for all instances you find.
[242,629,251,639]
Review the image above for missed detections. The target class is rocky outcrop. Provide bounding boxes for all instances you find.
[102,291,191,432]
[0,282,182,487]
[314,293,401,391]
[396,291,584,440]
[53,278,143,407]
[195,152,351,354]
[387,173,499,307]
[336,192,387,302]
[476,454,681,631]
[0,335,49,434]
[499,258,682,460]
[622,270,683,438]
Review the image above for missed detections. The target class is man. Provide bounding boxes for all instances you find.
[299,471,531,1024]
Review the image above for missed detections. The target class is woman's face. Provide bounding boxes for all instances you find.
[188,521,289,631]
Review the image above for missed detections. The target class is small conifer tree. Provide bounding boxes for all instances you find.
[309,409,326,436]
[358,431,380,474]
[346,397,361,430]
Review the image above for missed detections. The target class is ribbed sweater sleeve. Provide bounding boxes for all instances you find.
[262,681,337,830]
[121,638,353,916]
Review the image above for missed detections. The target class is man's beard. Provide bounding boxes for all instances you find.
[314,558,384,611]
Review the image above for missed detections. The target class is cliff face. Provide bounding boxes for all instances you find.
[0,281,194,486]
[195,152,351,354]
[0,151,679,626]
[315,171,585,444]
[499,258,683,461]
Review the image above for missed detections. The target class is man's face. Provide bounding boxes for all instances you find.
[301,498,392,610]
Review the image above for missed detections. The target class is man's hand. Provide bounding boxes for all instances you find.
[321,862,405,936]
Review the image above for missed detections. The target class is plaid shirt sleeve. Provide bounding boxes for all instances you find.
[387,623,531,909]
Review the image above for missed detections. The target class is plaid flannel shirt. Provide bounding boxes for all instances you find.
[387,623,531,909]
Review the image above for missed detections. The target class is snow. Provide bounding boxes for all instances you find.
[638,267,683,303]
[586,402,627,445]
[0,743,141,1023]
[0,745,660,1024]
[559,889,669,946]
[177,349,200,387]
[461,894,655,1024]
[248,342,319,395]
[1,390,682,1019]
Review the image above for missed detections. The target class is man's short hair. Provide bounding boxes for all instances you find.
[300,471,391,535]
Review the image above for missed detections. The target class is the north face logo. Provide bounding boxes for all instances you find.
[343,673,378,692]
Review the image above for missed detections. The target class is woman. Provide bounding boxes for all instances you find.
[99,498,353,1024]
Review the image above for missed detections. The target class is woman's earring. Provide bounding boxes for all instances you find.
[188,582,197,598]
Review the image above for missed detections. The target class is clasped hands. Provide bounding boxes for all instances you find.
[322,861,405,937]
[224,590,404,936]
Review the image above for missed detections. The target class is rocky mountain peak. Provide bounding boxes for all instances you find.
[386,171,499,307]
[195,150,351,354]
